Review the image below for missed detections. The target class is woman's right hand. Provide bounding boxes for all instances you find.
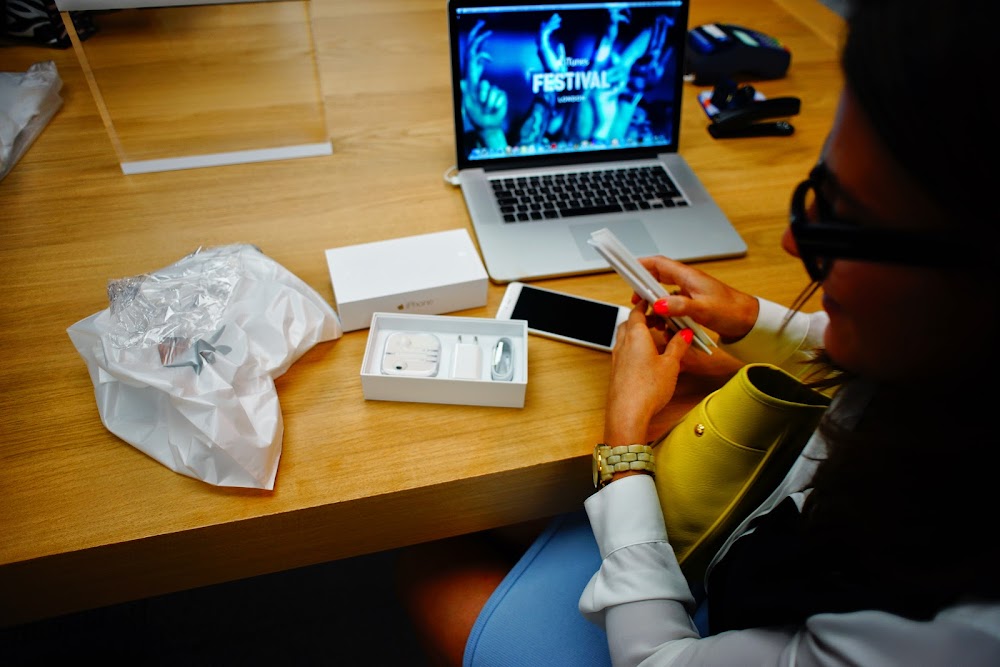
[637,256,760,343]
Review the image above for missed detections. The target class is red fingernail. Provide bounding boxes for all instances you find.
[631,293,640,305]
[653,299,669,316]
[679,328,693,345]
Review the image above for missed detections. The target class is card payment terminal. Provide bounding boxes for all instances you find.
[686,23,792,85]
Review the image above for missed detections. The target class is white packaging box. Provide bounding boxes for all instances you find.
[325,229,488,332]
[361,313,528,408]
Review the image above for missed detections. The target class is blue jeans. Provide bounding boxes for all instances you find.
[463,510,610,667]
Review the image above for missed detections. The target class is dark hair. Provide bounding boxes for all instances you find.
[841,0,998,230]
[800,0,1000,617]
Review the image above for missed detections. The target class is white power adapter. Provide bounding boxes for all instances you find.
[452,335,482,379]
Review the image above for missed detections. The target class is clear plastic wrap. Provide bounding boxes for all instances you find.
[67,244,343,489]
[0,61,63,181]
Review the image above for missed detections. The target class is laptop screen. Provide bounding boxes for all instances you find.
[449,0,690,171]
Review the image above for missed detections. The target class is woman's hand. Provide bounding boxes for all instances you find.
[645,321,745,379]
[636,256,760,343]
[604,303,692,446]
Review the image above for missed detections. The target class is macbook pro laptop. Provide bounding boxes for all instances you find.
[448,0,747,283]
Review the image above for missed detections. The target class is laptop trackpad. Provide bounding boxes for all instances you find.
[569,220,658,261]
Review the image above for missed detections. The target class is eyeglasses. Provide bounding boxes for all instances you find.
[789,162,963,282]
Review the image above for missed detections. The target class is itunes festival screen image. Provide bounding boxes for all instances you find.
[453,1,687,163]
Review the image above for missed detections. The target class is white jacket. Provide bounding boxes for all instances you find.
[579,299,1000,666]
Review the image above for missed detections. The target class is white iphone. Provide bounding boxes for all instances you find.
[496,282,630,352]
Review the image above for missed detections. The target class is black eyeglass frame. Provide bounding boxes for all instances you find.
[789,163,962,282]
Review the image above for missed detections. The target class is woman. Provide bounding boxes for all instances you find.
[395,0,1000,663]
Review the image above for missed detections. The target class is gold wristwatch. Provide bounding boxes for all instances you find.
[593,443,656,489]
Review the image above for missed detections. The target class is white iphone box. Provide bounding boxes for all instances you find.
[361,313,528,408]
[325,229,488,331]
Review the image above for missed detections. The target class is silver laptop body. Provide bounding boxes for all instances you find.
[448,0,747,283]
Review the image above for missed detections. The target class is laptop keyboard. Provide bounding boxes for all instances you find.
[491,166,688,223]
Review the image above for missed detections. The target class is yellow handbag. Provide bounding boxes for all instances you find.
[654,363,831,585]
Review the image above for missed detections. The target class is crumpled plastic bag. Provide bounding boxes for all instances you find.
[67,244,343,489]
[0,61,63,181]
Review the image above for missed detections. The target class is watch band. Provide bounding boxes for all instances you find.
[593,443,656,489]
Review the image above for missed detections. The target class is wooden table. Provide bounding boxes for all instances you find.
[0,0,843,627]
